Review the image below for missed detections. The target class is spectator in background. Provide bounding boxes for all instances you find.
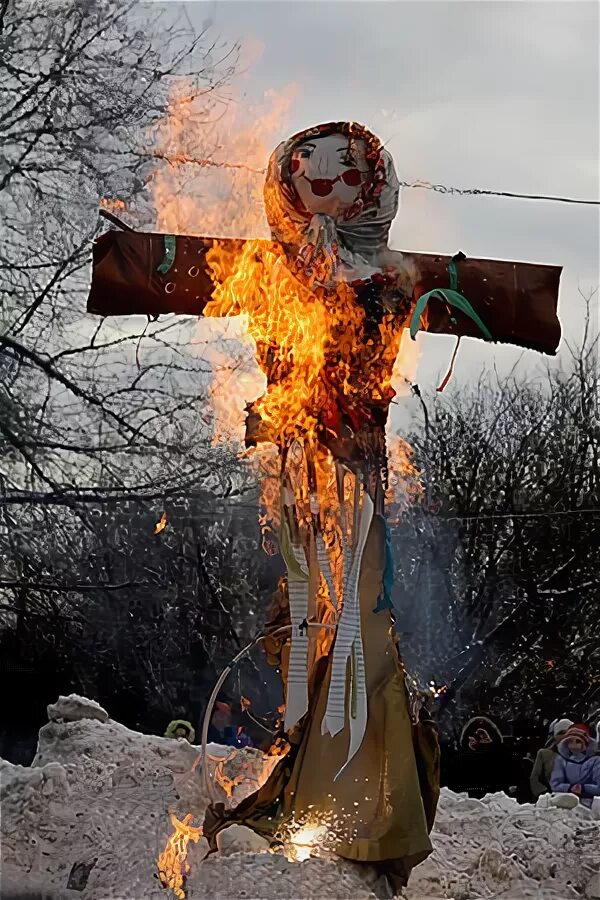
[223,725,254,748]
[203,696,256,748]
[164,719,196,743]
[509,734,537,804]
[445,716,522,799]
[207,699,233,744]
[551,723,600,808]
[530,717,573,798]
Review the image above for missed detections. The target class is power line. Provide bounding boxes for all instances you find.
[1,493,599,522]
[151,156,600,206]
[398,180,600,206]
[416,507,600,523]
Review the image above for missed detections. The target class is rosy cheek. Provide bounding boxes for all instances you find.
[290,158,300,174]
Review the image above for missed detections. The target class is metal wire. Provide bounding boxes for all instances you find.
[397,179,599,206]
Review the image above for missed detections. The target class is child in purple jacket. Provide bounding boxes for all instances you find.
[550,723,600,808]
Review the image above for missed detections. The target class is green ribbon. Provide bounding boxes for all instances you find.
[279,519,309,582]
[409,255,492,342]
[447,256,460,291]
[156,234,177,274]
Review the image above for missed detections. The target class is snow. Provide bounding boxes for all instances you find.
[216,824,270,855]
[406,788,600,899]
[1,695,599,899]
[46,694,109,724]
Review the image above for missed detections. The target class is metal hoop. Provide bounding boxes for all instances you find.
[200,622,335,802]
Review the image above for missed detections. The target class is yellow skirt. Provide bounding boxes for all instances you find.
[204,516,439,880]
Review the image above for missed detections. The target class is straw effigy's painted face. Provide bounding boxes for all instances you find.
[289,132,371,217]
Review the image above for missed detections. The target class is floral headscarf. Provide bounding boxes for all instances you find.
[264,121,400,281]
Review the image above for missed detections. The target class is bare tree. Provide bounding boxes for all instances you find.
[0,1,268,752]
[0,0,242,500]
[395,320,600,733]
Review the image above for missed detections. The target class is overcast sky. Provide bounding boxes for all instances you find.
[160,0,599,412]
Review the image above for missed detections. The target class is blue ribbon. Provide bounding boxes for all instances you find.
[373,515,394,613]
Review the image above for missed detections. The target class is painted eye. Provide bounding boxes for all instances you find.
[339,152,357,167]
[296,148,313,159]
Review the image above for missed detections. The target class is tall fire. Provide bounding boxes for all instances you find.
[148,81,422,596]
[147,82,420,474]
[202,232,421,653]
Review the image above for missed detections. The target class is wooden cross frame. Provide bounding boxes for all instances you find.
[88,225,561,357]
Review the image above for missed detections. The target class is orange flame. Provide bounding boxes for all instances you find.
[148,78,422,564]
[386,434,423,517]
[207,750,256,799]
[202,238,419,575]
[154,511,168,535]
[267,735,290,757]
[205,240,343,448]
[149,83,296,238]
[157,812,202,899]
[214,763,246,798]
[100,197,126,212]
[149,81,297,447]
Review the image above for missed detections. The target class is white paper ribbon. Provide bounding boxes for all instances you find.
[283,542,310,732]
[322,493,373,740]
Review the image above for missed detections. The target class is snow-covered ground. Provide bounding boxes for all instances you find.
[1,695,599,899]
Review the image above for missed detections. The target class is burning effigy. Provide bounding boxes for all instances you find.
[87,121,561,888]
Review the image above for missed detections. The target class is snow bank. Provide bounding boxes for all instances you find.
[1,695,599,899]
[405,788,600,900]
[46,694,109,724]
[0,695,281,899]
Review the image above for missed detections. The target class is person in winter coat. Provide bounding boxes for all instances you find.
[164,719,196,743]
[446,716,522,799]
[206,699,233,744]
[550,723,600,808]
[530,717,574,798]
